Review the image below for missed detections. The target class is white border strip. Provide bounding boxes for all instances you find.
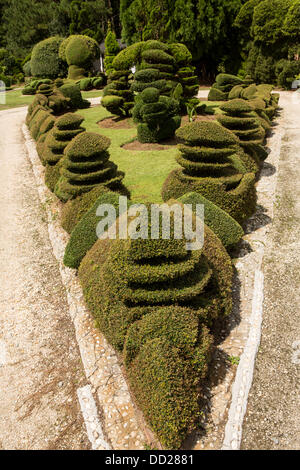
[222,270,264,450]
[77,385,111,450]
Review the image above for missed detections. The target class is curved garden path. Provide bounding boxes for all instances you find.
[0,107,90,449]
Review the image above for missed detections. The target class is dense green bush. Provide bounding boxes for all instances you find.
[218,99,266,169]
[60,35,99,80]
[102,69,134,117]
[133,87,181,143]
[59,83,90,110]
[55,132,124,201]
[23,61,31,77]
[178,192,244,248]
[64,192,129,269]
[41,113,85,166]
[104,29,120,74]
[78,202,233,448]
[31,37,67,78]
[162,121,257,224]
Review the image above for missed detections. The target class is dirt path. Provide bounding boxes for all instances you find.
[0,107,90,450]
[241,91,300,450]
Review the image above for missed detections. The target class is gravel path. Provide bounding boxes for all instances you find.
[0,107,90,450]
[241,91,300,450]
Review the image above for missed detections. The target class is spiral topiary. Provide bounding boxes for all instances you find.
[55,132,124,202]
[162,121,257,223]
[102,69,134,117]
[78,201,233,448]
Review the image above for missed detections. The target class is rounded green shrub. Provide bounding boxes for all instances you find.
[162,121,257,224]
[208,87,228,101]
[102,70,134,117]
[178,192,244,248]
[60,35,99,80]
[133,87,181,143]
[59,83,90,110]
[55,132,124,201]
[31,37,67,78]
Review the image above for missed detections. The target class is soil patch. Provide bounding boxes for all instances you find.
[122,138,177,151]
[181,114,217,124]
[98,117,134,129]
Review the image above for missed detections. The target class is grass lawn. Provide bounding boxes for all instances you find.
[0,87,103,111]
[0,88,34,111]
[76,105,180,203]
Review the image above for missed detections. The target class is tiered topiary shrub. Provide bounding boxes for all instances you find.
[59,35,99,80]
[132,87,181,143]
[41,114,85,192]
[78,201,233,448]
[169,43,199,108]
[55,132,124,202]
[102,69,134,117]
[208,74,244,101]
[30,37,67,79]
[217,99,267,168]
[162,121,257,224]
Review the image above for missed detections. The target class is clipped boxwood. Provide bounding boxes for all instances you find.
[64,191,131,269]
[208,87,228,101]
[178,192,244,248]
[162,121,257,224]
[59,83,90,109]
[31,37,67,78]
[55,132,124,202]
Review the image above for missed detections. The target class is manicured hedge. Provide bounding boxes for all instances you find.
[78,203,233,448]
[59,83,90,110]
[162,121,257,224]
[59,35,99,80]
[178,192,244,248]
[102,69,134,117]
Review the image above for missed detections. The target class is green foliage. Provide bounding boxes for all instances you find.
[78,206,233,447]
[41,113,85,166]
[102,70,134,117]
[64,192,127,269]
[55,132,124,201]
[162,121,257,224]
[208,87,228,101]
[59,83,90,109]
[60,34,99,79]
[23,61,31,77]
[31,37,67,79]
[104,29,121,74]
[178,192,244,248]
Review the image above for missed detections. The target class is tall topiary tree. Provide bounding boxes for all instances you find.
[31,37,67,78]
[217,99,266,167]
[55,132,124,201]
[104,27,120,74]
[162,121,257,223]
[59,34,99,80]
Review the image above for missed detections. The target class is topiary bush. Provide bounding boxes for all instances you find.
[208,74,244,101]
[31,37,67,79]
[178,192,244,249]
[60,35,99,80]
[102,69,134,117]
[104,29,121,75]
[133,87,181,143]
[59,83,90,109]
[64,192,130,269]
[217,99,266,167]
[162,121,257,224]
[78,202,233,448]
[55,132,124,202]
